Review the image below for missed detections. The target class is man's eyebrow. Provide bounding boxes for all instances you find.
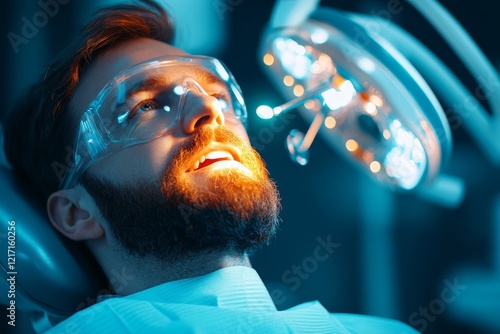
[114,75,172,110]
[193,68,227,87]
[113,68,226,110]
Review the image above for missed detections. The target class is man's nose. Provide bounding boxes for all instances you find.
[181,88,225,134]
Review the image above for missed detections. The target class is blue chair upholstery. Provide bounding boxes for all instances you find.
[0,143,107,331]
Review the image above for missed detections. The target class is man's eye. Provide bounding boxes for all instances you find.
[137,101,156,112]
[129,100,157,118]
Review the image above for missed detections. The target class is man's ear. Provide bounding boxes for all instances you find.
[47,187,104,241]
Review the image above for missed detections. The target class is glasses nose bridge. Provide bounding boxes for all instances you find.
[176,76,213,112]
[177,76,223,111]
[176,77,225,132]
[179,76,207,96]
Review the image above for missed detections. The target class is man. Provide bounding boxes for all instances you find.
[3,0,418,332]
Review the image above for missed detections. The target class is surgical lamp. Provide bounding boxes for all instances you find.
[258,0,500,207]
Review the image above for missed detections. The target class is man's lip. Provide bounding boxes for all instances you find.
[186,144,242,173]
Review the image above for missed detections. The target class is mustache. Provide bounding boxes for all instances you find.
[169,126,247,167]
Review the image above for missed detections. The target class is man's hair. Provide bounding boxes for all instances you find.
[3,0,174,200]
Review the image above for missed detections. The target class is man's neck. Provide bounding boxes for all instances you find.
[104,251,251,296]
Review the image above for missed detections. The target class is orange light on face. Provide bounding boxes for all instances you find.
[263,53,274,66]
[293,85,304,97]
[283,75,294,86]
[346,139,358,152]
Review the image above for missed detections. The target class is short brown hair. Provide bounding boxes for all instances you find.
[3,0,175,200]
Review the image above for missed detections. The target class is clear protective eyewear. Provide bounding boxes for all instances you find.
[61,55,247,189]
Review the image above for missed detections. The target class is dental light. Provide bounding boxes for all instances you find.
[258,0,500,206]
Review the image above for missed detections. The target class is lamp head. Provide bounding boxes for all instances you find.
[258,7,452,191]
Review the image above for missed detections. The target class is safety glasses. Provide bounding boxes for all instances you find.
[61,55,247,189]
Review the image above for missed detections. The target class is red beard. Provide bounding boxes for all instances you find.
[82,126,281,259]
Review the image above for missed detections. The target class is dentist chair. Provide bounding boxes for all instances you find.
[2,0,500,332]
[0,138,107,333]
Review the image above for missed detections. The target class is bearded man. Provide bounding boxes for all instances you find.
[3,1,418,333]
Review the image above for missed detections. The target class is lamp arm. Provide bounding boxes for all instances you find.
[269,0,320,29]
[407,0,500,121]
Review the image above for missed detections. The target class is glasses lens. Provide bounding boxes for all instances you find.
[61,56,247,189]
[97,60,243,143]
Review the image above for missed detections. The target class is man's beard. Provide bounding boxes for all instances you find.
[81,126,281,262]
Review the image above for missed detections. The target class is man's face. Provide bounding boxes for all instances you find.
[70,38,280,260]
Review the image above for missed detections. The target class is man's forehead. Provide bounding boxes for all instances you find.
[70,38,188,115]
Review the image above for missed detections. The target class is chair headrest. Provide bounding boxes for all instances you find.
[0,162,107,320]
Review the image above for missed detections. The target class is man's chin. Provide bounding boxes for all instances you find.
[176,171,258,201]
